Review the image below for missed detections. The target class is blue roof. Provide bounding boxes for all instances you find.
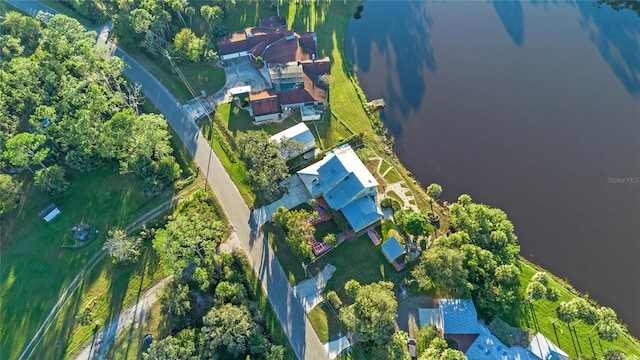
[465,327,539,360]
[381,236,405,263]
[439,299,480,335]
[297,144,378,203]
[341,196,383,232]
[528,333,569,360]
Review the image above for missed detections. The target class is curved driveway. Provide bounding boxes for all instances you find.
[5,1,328,359]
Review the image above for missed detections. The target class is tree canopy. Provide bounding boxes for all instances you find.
[237,130,291,202]
[339,280,398,345]
[0,12,181,207]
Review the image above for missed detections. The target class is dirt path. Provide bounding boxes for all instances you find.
[17,196,178,360]
[72,276,173,360]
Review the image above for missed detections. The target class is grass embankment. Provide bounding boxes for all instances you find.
[511,260,640,358]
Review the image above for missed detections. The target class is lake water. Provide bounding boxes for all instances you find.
[347,0,640,335]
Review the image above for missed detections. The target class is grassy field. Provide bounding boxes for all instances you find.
[0,165,175,359]
[507,260,640,358]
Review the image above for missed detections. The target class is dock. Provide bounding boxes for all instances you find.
[366,98,386,110]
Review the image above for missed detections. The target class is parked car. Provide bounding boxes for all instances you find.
[408,338,417,358]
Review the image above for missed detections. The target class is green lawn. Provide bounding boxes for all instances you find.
[308,302,345,343]
[311,235,398,303]
[119,46,226,103]
[265,223,307,285]
[506,260,640,359]
[0,165,175,359]
[216,102,298,136]
[379,160,391,176]
[200,119,256,207]
[383,168,403,184]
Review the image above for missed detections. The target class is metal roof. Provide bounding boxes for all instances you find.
[341,196,383,232]
[439,299,481,335]
[381,236,406,262]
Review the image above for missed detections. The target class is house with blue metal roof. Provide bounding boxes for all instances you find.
[297,144,382,232]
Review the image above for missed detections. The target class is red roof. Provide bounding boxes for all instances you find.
[216,27,286,56]
[250,90,281,116]
[277,57,331,105]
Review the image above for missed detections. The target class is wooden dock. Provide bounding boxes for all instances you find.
[366,98,386,110]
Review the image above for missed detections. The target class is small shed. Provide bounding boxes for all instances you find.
[381,236,406,263]
[39,203,61,222]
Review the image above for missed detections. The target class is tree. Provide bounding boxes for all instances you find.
[412,245,470,297]
[602,349,625,360]
[395,209,433,240]
[555,301,578,326]
[439,349,468,360]
[494,264,520,285]
[34,165,70,195]
[237,130,290,202]
[160,281,191,327]
[595,307,622,342]
[214,281,247,306]
[323,233,338,246]
[184,7,196,27]
[153,198,226,274]
[200,5,222,30]
[0,174,21,216]
[426,183,442,213]
[144,329,200,360]
[4,132,49,173]
[526,281,547,302]
[416,325,439,355]
[172,28,205,62]
[202,303,257,357]
[103,228,142,263]
[339,280,397,345]
[76,308,98,327]
[278,208,317,260]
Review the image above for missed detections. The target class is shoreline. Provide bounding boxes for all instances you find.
[337,1,640,345]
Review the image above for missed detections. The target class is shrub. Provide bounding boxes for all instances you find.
[380,197,401,212]
[326,290,342,309]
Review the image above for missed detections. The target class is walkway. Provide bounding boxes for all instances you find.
[369,156,419,212]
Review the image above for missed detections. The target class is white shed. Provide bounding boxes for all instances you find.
[270,122,316,160]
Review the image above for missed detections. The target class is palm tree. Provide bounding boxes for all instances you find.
[426,183,442,222]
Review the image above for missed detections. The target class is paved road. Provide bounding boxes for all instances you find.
[73,276,173,360]
[4,1,328,359]
[116,46,329,360]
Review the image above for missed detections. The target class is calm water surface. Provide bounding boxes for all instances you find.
[347,0,640,334]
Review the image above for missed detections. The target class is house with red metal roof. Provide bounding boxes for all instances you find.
[217,17,330,122]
